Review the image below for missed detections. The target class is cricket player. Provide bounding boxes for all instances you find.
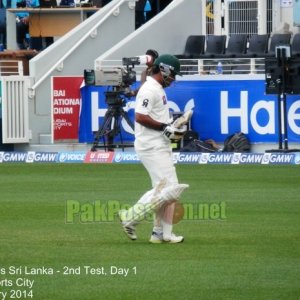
[119,54,190,243]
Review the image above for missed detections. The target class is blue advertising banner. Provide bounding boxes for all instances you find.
[79,79,300,143]
[79,85,137,143]
[0,151,299,165]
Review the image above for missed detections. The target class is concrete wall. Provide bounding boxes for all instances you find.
[28,0,136,143]
[268,0,300,35]
[95,0,203,64]
[273,2,300,34]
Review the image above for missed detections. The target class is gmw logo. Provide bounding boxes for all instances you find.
[199,153,233,164]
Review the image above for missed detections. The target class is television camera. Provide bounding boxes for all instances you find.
[84,55,151,106]
[265,45,300,153]
[84,55,151,151]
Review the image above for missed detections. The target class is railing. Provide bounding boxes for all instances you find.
[1,76,32,143]
[31,0,135,91]
[180,58,265,75]
[98,57,266,77]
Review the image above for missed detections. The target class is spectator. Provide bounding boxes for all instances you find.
[144,0,151,21]
[135,0,147,29]
[4,0,40,49]
[0,0,7,48]
[101,0,111,5]
[147,0,173,20]
[159,0,172,11]
[4,0,53,50]
[147,0,156,20]
[59,0,74,6]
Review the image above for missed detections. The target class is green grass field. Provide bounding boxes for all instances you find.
[0,164,299,300]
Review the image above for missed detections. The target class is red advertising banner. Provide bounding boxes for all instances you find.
[84,151,114,163]
[52,76,83,141]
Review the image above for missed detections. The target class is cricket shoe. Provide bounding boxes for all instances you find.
[149,231,163,244]
[118,210,137,241]
[163,233,184,244]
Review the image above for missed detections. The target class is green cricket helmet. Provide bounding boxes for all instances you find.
[154,54,182,76]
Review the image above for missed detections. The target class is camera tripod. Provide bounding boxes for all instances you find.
[91,93,134,152]
[265,46,300,153]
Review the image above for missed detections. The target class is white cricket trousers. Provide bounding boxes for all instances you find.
[136,149,178,234]
[137,149,178,188]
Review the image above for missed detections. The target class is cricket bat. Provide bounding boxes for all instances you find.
[172,110,193,128]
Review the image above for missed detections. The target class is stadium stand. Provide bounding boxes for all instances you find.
[220,34,248,58]
[175,35,205,59]
[291,33,300,57]
[200,35,227,58]
[242,34,269,58]
[266,33,292,57]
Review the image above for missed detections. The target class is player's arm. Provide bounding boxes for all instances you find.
[135,112,166,131]
[135,113,186,141]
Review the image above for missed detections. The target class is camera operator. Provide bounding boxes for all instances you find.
[141,49,159,83]
[130,49,158,96]
[9,0,40,49]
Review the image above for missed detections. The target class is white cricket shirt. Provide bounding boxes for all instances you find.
[134,76,171,151]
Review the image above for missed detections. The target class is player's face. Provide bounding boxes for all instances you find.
[163,71,176,88]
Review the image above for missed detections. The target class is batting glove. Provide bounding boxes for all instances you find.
[162,124,187,141]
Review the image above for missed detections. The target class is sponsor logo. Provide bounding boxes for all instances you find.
[58,152,86,163]
[113,152,140,163]
[0,151,297,164]
[239,153,264,164]
[29,152,58,163]
[0,152,57,163]
[294,153,300,165]
[199,153,233,164]
[54,119,72,130]
[229,153,266,164]
[262,153,271,164]
[0,152,27,163]
[0,152,4,162]
[231,153,241,164]
[26,151,36,163]
[199,153,210,164]
[197,152,295,165]
[173,153,202,164]
[261,153,295,164]
[84,151,114,163]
